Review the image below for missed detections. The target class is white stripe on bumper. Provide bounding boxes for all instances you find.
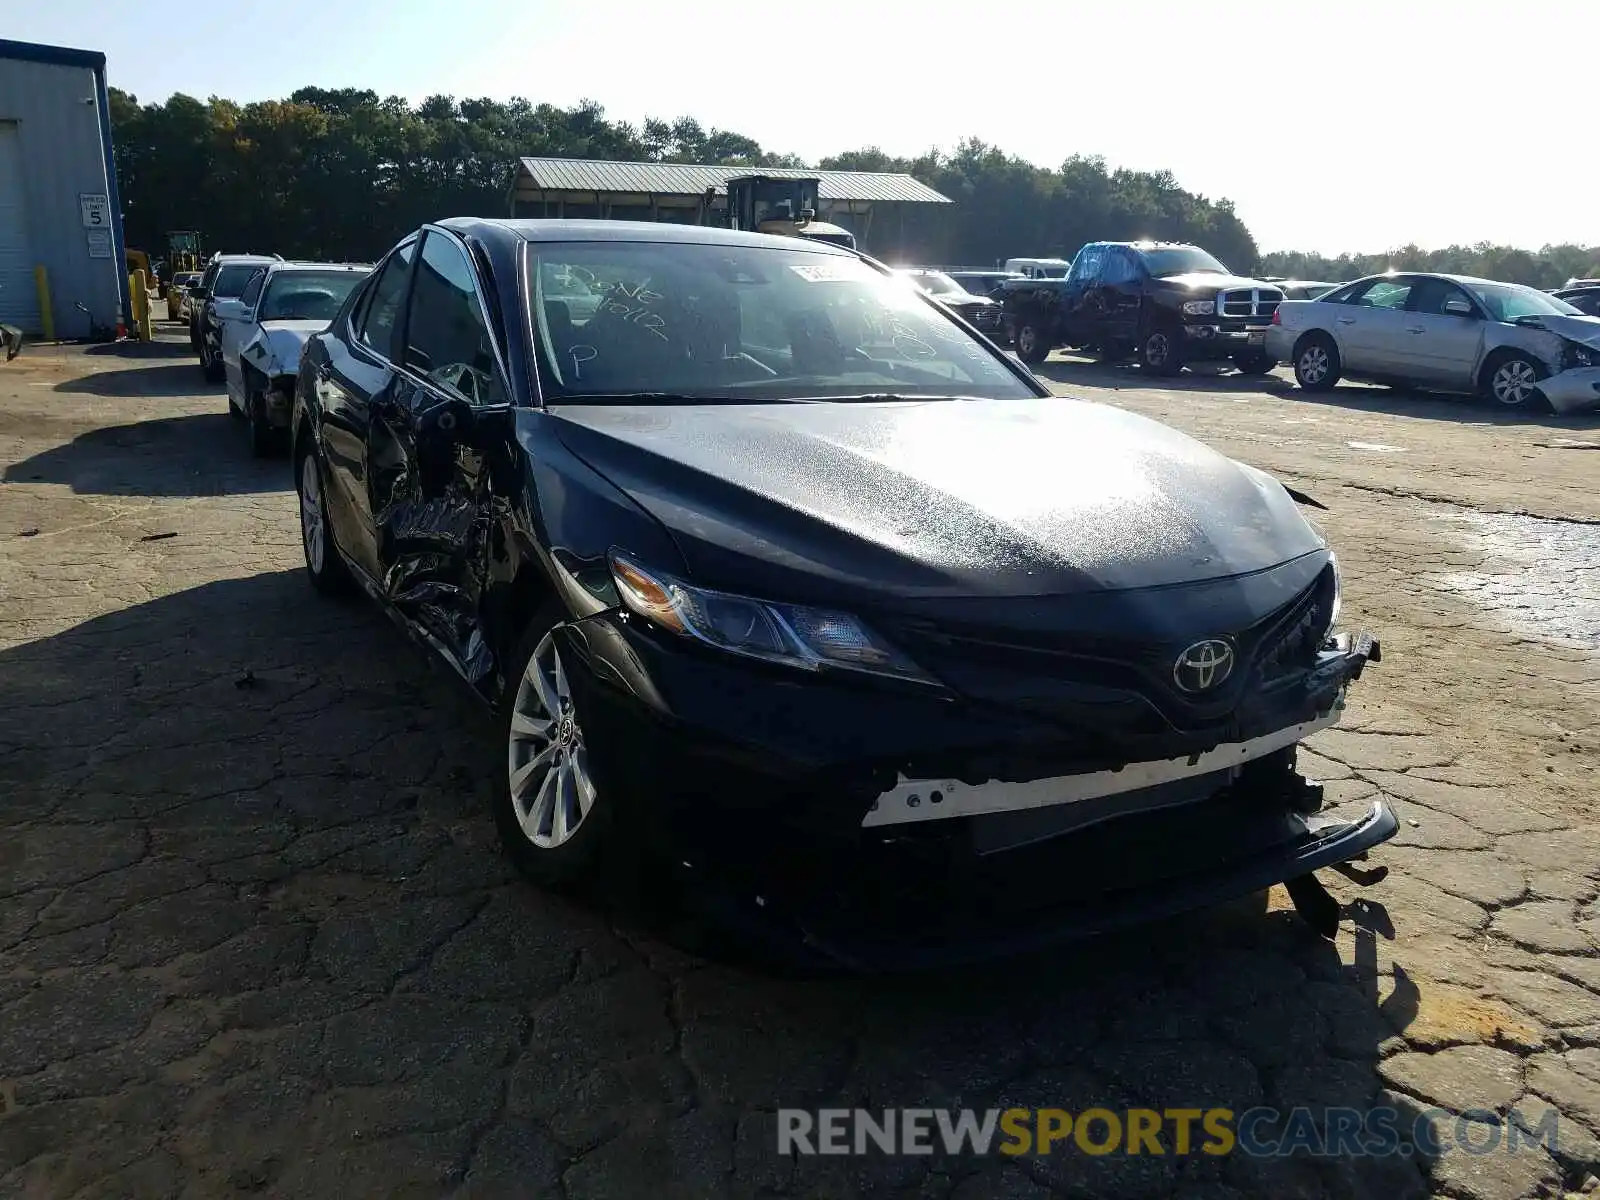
[861,710,1342,828]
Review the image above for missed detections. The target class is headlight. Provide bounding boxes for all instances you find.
[1182,299,1216,316]
[608,553,938,685]
[1564,340,1599,369]
[1325,552,1342,635]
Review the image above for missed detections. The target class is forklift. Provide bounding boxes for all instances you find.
[166,231,203,277]
[720,175,857,250]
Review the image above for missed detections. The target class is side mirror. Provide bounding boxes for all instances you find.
[1443,298,1475,317]
[212,298,247,320]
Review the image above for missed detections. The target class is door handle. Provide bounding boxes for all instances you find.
[1407,326,1425,334]
[1336,318,1356,325]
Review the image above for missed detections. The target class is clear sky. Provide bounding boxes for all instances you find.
[21,0,1599,256]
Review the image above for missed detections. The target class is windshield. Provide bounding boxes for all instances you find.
[1467,281,1584,323]
[526,242,1034,402]
[213,263,264,298]
[258,271,365,321]
[1137,246,1228,277]
[900,270,965,297]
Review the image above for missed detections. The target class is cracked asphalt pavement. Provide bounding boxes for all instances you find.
[1,335,1597,1199]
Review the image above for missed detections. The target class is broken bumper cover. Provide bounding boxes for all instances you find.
[776,799,1399,972]
[1539,365,1600,415]
[557,616,1391,969]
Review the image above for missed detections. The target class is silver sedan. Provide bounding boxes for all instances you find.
[1266,272,1600,413]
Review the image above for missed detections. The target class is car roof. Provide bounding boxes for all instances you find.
[1087,241,1199,251]
[438,217,857,255]
[263,261,372,273]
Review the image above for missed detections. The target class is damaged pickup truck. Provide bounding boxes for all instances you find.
[218,261,371,454]
[292,218,1394,970]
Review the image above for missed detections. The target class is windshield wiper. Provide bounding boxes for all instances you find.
[547,391,799,405]
[788,392,993,403]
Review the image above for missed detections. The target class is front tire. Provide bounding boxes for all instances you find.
[1480,350,1548,410]
[295,440,354,596]
[200,340,224,383]
[1138,327,1183,376]
[247,387,285,457]
[1293,333,1341,391]
[1232,350,1276,376]
[494,611,621,889]
[1014,319,1050,365]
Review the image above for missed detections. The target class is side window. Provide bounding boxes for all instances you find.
[1070,246,1106,284]
[357,239,418,361]
[1100,250,1134,286]
[1405,278,1470,316]
[239,270,266,310]
[403,231,507,407]
[1351,279,1412,310]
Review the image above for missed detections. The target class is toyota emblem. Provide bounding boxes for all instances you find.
[1173,639,1235,693]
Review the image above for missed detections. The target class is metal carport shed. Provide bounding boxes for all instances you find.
[508,157,951,258]
[0,38,128,339]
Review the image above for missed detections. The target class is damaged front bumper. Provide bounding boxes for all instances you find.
[1539,365,1600,415]
[557,614,1393,970]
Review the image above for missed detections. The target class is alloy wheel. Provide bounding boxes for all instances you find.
[507,632,596,850]
[1016,324,1035,357]
[299,453,325,574]
[1146,332,1170,367]
[1490,359,1538,406]
[1298,345,1330,385]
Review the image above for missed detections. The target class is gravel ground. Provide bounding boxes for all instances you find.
[1,333,1596,1200]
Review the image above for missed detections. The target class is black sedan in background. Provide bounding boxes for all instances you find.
[292,219,1393,968]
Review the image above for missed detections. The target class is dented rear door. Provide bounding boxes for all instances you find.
[370,228,514,687]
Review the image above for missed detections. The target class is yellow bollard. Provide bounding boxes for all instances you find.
[128,270,153,341]
[33,266,54,341]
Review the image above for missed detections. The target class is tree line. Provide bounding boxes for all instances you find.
[108,89,1597,287]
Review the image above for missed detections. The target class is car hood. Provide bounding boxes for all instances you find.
[249,320,325,370]
[547,397,1322,602]
[1527,313,1600,349]
[1157,272,1281,293]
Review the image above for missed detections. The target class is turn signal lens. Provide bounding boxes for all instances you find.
[609,555,686,635]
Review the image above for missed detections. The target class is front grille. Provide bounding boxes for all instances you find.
[1254,564,1337,682]
[1218,288,1283,320]
[883,562,1337,712]
[958,303,1003,330]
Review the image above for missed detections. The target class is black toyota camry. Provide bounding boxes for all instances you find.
[292,218,1395,969]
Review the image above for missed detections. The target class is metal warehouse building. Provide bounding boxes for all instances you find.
[0,38,128,338]
[508,157,951,256]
